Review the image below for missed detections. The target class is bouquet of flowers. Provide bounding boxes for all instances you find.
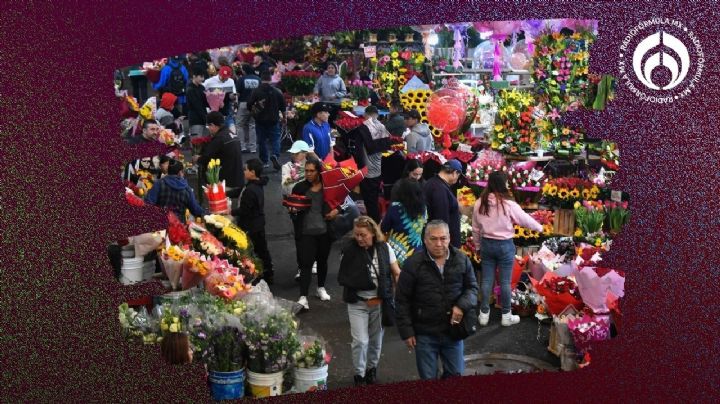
[489,89,538,155]
[567,314,611,358]
[125,187,145,207]
[574,200,607,247]
[530,271,584,316]
[181,250,212,290]
[574,267,625,314]
[293,333,332,369]
[205,90,226,112]
[542,178,597,209]
[347,79,373,101]
[119,304,160,344]
[191,136,212,155]
[465,160,504,183]
[118,303,143,340]
[459,216,481,264]
[599,141,620,171]
[530,237,577,278]
[241,299,301,373]
[514,224,542,246]
[201,325,246,372]
[135,169,155,198]
[511,284,539,317]
[167,212,192,246]
[547,125,585,158]
[281,71,320,96]
[189,222,225,257]
[160,243,188,290]
[321,159,367,210]
[530,210,555,236]
[334,112,365,132]
[159,308,184,335]
[204,257,251,301]
[157,128,177,146]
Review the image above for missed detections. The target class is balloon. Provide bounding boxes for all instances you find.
[426,87,466,134]
[521,19,545,38]
[473,40,495,69]
[510,52,529,70]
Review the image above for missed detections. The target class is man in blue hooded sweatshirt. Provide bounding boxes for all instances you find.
[153,55,190,112]
[145,159,207,222]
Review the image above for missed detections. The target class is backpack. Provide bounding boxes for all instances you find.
[166,65,186,96]
[250,85,278,121]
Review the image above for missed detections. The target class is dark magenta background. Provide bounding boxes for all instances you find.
[2,0,718,402]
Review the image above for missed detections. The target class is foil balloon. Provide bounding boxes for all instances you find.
[521,19,545,55]
[473,40,495,69]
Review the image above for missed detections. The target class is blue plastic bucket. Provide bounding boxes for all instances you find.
[208,368,245,401]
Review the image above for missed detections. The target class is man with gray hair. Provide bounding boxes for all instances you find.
[395,220,479,380]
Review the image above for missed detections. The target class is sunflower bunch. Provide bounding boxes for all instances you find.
[371,47,427,100]
[514,225,542,246]
[400,89,432,112]
[489,89,538,155]
[542,178,598,209]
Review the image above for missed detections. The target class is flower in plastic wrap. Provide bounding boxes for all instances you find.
[205,90,225,112]
[293,337,331,369]
[160,244,188,290]
[220,224,249,251]
[529,271,584,316]
[567,314,610,357]
[574,267,625,314]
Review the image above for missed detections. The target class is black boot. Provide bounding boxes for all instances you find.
[354,375,365,386]
[364,367,376,385]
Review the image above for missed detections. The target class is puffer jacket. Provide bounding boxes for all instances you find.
[337,237,394,304]
[395,247,478,340]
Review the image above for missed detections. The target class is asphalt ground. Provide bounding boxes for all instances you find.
[185,148,560,390]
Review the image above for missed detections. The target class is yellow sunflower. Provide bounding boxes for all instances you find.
[570,189,580,198]
[558,188,570,199]
[548,185,558,196]
[582,189,591,199]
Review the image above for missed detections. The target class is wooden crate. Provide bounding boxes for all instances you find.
[553,209,575,236]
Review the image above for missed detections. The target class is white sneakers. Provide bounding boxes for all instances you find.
[478,310,521,326]
[501,312,520,326]
[478,310,490,326]
[297,296,309,310]
[317,287,331,301]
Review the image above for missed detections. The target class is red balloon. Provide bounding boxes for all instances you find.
[426,88,466,133]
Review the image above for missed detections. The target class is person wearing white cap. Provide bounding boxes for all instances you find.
[282,140,319,281]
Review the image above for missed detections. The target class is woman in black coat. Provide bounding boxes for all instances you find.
[337,216,400,386]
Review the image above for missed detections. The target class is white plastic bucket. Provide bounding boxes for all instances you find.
[142,261,155,280]
[121,249,135,258]
[247,370,283,398]
[122,257,144,268]
[120,267,143,283]
[293,365,328,393]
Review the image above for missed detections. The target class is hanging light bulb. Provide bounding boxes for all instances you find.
[428,32,439,46]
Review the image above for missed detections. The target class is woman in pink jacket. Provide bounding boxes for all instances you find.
[472,171,543,327]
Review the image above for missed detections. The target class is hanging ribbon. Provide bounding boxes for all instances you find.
[493,38,502,80]
[453,27,463,68]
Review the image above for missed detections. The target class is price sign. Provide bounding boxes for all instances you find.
[364,46,376,58]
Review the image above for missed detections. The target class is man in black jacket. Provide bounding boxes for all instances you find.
[186,67,210,139]
[423,159,463,248]
[248,71,286,171]
[227,158,273,284]
[395,220,478,380]
[193,112,245,207]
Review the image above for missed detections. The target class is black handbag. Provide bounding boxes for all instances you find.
[381,298,396,327]
[448,307,478,340]
[328,197,360,241]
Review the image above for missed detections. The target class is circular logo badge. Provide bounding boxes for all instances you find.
[619,19,704,103]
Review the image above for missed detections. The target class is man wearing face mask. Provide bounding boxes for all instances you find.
[348,106,403,223]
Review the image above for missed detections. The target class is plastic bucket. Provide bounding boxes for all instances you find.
[208,369,245,401]
[121,267,143,283]
[142,261,155,280]
[293,365,328,393]
[121,249,135,258]
[247,370,283,398]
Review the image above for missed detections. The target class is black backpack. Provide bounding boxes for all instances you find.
[166,65,186,96]
[250,85,278,121]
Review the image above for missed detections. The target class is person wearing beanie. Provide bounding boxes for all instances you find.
[186,67,210,138]
[145,159,207,223]
[155,92,178,128]
[203,66,238,133]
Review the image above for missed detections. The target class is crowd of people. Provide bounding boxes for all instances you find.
[118,50,545,387]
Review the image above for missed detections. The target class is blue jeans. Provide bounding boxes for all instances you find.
[480,238,516,314]
[415,334,464,380]
[255,121,280,164]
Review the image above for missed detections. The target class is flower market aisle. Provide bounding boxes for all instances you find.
[196,153,560,388]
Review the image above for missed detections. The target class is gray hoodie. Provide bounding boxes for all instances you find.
[406,123,434,153]
[313,73,347,103]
